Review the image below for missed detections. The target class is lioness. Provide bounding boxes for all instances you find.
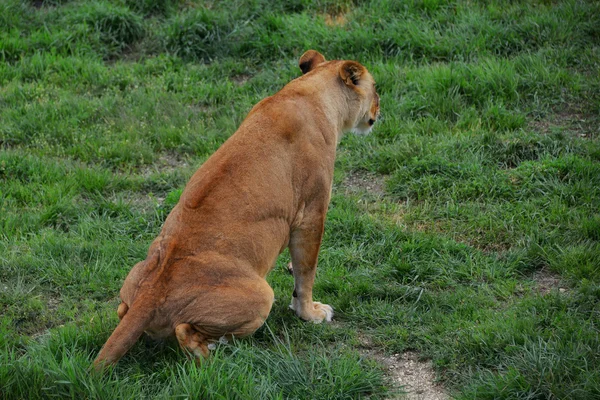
[94,50,380,369]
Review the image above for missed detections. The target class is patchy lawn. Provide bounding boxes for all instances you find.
[1,0,599,398]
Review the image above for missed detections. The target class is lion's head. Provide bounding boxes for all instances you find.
[298,50,380,135]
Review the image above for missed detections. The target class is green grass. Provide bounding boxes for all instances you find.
[1,0,599,398]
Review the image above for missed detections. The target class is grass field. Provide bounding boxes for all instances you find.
[1,0,599,398]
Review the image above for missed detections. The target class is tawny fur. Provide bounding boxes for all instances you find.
[93,50,380,370]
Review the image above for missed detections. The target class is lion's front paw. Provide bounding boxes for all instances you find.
[311,302,334,323]
[290,299,334,323]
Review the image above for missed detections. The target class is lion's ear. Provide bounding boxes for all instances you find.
[299,50,326,74]
[339,61,365,87]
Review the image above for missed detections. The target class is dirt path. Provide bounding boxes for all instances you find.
[365,349,448,400]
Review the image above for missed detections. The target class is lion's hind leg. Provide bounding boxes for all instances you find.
[174,278,274,361]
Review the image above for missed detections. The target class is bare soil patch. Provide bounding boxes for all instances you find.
[141,152,189,176]
[231,74,251,86]
[358,335,448,400]
[530,104,599,139]
[341,171,387,197]
[395,216,510,254]
[365,349,449,400]
[532,268,568,295]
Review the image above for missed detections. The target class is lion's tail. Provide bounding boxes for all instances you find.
[93,297,154,371]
